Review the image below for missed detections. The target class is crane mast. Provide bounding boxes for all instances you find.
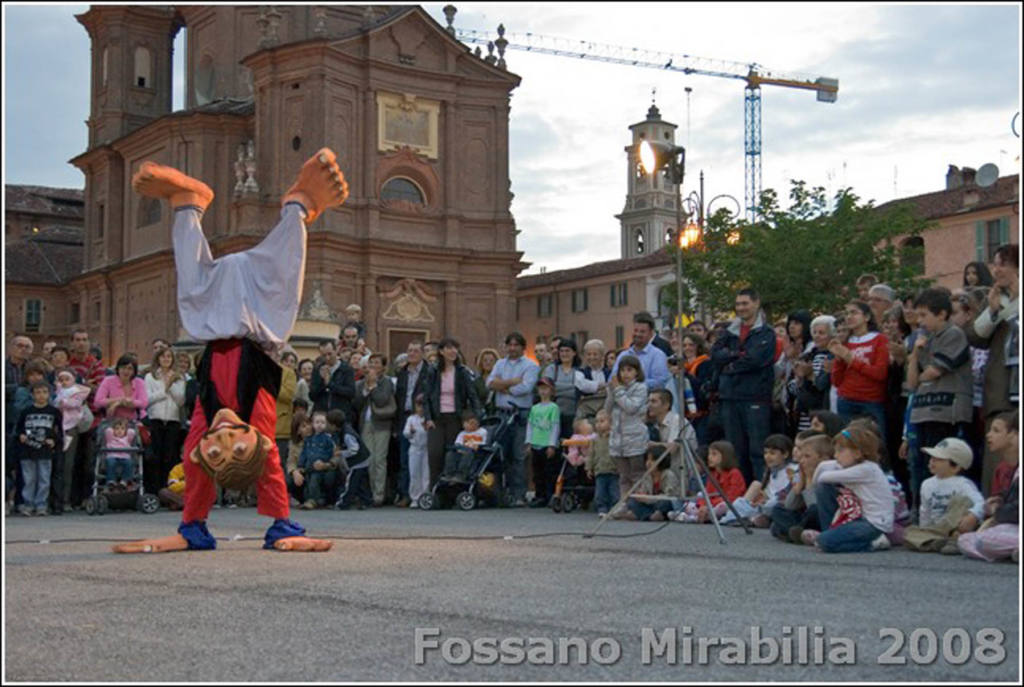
[454,26,838,222]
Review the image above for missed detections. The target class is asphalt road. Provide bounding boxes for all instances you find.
[4,506,1019,682]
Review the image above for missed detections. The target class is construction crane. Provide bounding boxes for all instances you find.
[452,25,839,222]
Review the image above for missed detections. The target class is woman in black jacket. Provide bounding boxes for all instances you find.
[424,338,482,484]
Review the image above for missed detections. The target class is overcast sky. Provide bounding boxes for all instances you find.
[4,3,1020,275]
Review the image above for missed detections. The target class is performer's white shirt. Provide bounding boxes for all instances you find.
[173,203,307,345]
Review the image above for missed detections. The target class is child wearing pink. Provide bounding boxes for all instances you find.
[103,422,138,486]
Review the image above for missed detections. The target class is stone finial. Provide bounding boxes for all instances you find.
[234,144,247,196]
[443,5,457,36]
[243,140,259,195]
[362,5,375,29]
[312,6,327,37]
[484,40,497,65]
[474,46,482,58]
[495,24,507,70]
[257,6,282,49]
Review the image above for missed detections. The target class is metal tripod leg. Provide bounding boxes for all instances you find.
[680,437,753,542]
[583,445,672,539]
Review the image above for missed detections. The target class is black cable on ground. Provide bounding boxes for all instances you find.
[4,522,673,546]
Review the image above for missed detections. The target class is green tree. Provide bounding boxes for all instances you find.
[662,181,936,321]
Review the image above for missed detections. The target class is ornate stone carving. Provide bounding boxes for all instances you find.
[243,140,259,195]
[442,5,457,36]
[257,6,281,49]
[380,279,437,324]
[376,91,440,160]
[299,282,337,322]
[312,6,327,37]
[234,143,247,196]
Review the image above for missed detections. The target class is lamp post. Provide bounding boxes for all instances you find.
[680,170,742,323]
[639,138,689,422]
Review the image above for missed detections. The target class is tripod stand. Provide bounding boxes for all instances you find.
[585,420,752,544]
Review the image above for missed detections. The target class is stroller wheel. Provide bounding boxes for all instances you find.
[561,493,578,513]
[418,493,436,511]
[139,493,160,514]
[551,495,562,513]
[85,497,98,516]
[97,495,109,515]
[456,491,476,511]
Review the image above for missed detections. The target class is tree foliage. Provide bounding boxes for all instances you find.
[663,180,936,321]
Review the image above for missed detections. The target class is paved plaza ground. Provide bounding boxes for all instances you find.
[4,506,1020,682]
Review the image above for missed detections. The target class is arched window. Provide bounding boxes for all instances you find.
[381,177,425,205]
[134,46,152,88]
[635,228,645,255]
[900,236,925,275]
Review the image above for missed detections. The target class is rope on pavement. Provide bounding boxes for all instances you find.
[5,523,672,546]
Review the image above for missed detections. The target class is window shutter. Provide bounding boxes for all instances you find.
[975,221,985,262]
[999,217,1010,246]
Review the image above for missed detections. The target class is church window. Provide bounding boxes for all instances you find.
[137,197,161,228]
[134,46,152,88]
[381,177,425,205]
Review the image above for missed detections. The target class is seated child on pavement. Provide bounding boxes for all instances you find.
[626,449,681,521]
[958,411,1019,562]
[670,440,746,523]
[903,437,984,553]
[771,432,830,542]
[722,433,798,527]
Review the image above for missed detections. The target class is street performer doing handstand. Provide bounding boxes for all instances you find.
[114,148,348,554]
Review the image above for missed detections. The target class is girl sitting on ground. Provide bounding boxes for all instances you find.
[800,425,895,553]
[670,440,746,523]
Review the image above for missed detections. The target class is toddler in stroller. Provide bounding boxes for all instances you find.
[86,418,160,515]
[439,411,488,485]
[420,411,511,510]
[551,417,596,513]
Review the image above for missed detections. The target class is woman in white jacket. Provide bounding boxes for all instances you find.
[144,347,187,495]
[604,354,650,507]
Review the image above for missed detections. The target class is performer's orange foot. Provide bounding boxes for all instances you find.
[132,161,214,211]
[281,148,349,224]
[273,536,333,552]
[112,533,190,554]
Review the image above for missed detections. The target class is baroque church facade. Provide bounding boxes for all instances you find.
[61,4,523,361]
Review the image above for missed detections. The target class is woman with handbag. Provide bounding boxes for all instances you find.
[144,347,187,497]
[355,353,397,506]
[424,338,482,485]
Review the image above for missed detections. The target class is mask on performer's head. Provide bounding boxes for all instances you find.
[190,408,273,491]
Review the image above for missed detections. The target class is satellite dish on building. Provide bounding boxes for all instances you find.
[976,163,999,188]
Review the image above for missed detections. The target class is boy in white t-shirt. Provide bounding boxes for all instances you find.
[441,411,489,483]
[903,437,984,554]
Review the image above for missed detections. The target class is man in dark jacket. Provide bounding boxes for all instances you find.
[310,339,355,425]
[711,288,777,484]
[393,341,430,506]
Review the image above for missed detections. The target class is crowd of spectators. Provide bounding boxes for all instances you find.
[5,251,1019,562]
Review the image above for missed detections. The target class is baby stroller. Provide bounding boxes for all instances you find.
[84,418,160,515]
[550,444,595,514]
[418,412,513,511]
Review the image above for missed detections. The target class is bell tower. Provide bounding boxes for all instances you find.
[615,102,680,259]
[76,5,182,149]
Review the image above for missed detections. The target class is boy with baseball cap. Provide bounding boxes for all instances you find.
[903,438,985,554]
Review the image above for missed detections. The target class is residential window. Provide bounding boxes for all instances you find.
[610,282,628,308]
[25,299,42,333]
[615,325,625,349]
[976,217,1010,262]
[900,236,925,275]
[571,288,588,313]
[537,294,553,318]
[70,302,80,324]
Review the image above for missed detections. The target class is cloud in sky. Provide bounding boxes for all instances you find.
[3,3,1020,276]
